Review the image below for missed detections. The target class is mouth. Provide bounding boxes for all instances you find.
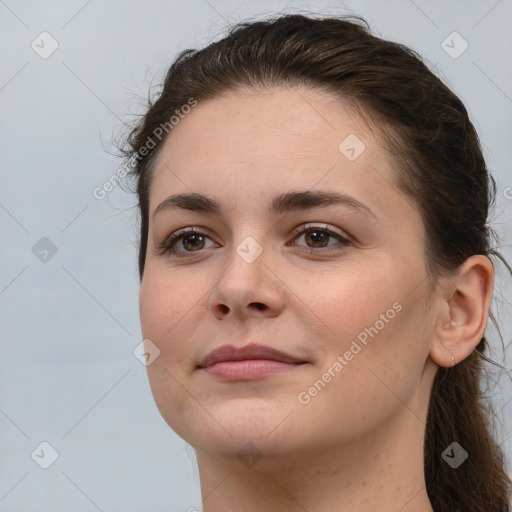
[201,359,306,380]
[197,343,308,381]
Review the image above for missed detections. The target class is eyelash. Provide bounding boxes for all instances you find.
[158,224,351,258]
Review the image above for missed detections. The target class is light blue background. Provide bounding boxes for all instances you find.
[1,0,511,510]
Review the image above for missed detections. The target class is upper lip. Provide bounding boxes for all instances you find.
[198,343,304,368]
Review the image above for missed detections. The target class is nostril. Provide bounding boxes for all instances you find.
[251,302,266,311]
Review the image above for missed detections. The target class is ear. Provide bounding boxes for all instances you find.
[429,255,494,368]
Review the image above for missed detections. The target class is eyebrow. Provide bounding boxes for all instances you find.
[152,190,377,220]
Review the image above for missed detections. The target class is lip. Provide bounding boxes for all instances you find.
[198,343,305,369]
[203,360,302,380]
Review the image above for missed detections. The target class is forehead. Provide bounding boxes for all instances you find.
[147,86,414,229]
[158,86,373,162]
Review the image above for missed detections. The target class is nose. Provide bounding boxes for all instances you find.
[208,238,285,321]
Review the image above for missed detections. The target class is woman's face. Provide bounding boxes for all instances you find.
[139,86,438,461]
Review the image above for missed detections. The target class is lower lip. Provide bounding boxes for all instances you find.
[203,360,303,380]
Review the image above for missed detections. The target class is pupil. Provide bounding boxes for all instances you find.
[184,234,204,251]
[307,230,328,247]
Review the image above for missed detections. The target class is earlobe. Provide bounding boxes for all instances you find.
[428,255,494,368]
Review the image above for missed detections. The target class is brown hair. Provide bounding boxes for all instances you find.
[119,12,512,511]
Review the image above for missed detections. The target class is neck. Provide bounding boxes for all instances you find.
[195,408,434,512]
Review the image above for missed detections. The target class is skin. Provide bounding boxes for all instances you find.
[139,86,494,512]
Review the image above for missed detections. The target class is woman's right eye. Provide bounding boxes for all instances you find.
[159,227,217,257]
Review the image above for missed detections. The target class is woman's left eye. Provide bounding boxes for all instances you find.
[159,224,351,257]
[289,224,351,252]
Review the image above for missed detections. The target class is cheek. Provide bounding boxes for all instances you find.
[139,268,205,370]
[311,264,429,384]
[139,270,206,438]
[312,267,392,336]
[140,268,197,334]
[298,302,429,443]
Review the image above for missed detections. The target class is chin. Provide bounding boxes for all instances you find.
[164,400,302,455]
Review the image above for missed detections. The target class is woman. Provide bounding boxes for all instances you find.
[120,13,511,512]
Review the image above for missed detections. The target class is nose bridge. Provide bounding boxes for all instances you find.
[235,233,266,266]
[223,213,270,268]
[222,230,268,290]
